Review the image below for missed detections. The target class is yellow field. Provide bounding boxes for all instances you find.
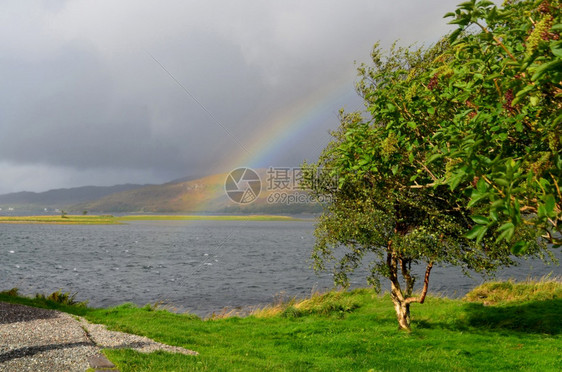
[0,214,306,225]
[0,215,118,225]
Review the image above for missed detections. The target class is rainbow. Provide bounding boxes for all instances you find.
[195,73,358,211]
[225,74,358,172]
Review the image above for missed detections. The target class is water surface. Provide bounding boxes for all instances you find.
[1,220,559,316]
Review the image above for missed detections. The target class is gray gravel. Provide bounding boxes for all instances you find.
[0,302,99,371]
[0,302,197,371]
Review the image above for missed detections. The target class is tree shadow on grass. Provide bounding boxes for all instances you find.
[416,299,562,335]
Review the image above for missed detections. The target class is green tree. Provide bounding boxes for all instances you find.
[433,0,562,251]
[303,0,556,330]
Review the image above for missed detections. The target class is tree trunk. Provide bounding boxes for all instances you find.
[386,241,434,331]
[388,250,412,331]
[388,252,433,331]
[392,296,411,331]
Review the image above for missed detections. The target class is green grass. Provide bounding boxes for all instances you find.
[1,281,561,371]
[117,215,304,222]
[0,214,304,225]
[0,214,119,224]
[464,277,562,305]
[0,288,90,315]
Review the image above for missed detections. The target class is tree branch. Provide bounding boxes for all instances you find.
[400,258,415,296]
[404,182,439,189]
[416,160,438,182]
[551,173,562,205]
[387,246,404,302]
[482,175,506,197]
[405,262,434,305]
[474,21,517,61]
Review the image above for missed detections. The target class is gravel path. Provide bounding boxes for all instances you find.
[0,302,198,371]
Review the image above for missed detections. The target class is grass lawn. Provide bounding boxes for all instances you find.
[1,280,561,371]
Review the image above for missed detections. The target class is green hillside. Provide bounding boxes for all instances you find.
[0,184,147,211]
[72,170,323,213]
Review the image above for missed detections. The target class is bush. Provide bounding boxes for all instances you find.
[35,290,88,307]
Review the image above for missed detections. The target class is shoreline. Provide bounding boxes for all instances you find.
[0,214,311,225]
[2,280,560,370]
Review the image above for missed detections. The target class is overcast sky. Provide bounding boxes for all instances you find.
[0,0,464,194]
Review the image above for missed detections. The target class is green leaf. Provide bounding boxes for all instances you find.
[386,103,397,112]
[486,5,498,22]
[495,222,514,243]
[449,28,463,42]
[497,133,508,141]
[497,221,514,232]
[514,84,535,99]
[407,121,417,129]
[449,17,471,27]
[476,226,488,244]
[449,173,464,191]
[477,0,494,7]
[476,177,487,193]
[511,241,528,255]
[471,215,490,225]
[538,204,547,218]
[531,59,562,81]
[491,199,504,208]
[544,194,556,217]
[539,178,551,188]
[530,96,539,106]
[467,192,489,208]
[550,40,562,58]
[465,224,487,240]
[426,153,443,164]
[495,178,509,187]
[458,0,476,9]
[427,107,435,115]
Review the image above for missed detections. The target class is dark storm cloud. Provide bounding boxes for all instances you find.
[0,0,465,193]
[1,43,158,168]
[0,29,265,174]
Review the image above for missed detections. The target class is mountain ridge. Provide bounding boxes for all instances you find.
[0,171,322,214]
[0,184,150,210]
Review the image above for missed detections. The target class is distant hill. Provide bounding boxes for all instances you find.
[72,173,228,213]
[0,171,324,214]
[73,170,323,214]
[0,184,149,211]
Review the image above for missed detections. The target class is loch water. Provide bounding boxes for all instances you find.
[1,220,560,316]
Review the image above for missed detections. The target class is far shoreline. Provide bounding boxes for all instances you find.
[0,214,313,225]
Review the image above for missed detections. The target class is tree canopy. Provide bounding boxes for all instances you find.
[303,0,558,330]
[435,0,561,250]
